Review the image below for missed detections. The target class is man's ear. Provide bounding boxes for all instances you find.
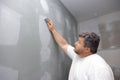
[85,47,91,53]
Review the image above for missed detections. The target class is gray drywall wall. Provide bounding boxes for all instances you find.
[0,0,77,80]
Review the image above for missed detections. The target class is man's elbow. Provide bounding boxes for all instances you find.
[61,44,69,53]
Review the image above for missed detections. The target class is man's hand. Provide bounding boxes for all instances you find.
[45,18,55,32]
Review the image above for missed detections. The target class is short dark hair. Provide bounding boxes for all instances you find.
[79,32,100,54]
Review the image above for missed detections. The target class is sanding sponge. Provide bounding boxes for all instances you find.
[44,18,49,24]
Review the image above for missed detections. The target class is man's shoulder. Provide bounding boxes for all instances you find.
[89,54,110,68]
[66,45,77,60]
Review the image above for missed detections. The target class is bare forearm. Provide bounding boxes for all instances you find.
[51,28,68,51]
[46,18,69,52]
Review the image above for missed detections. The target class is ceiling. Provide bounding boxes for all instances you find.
[60,0,120,22]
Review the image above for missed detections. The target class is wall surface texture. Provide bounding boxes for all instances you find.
[0,0,77,80]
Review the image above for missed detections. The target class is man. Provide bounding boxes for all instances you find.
[45,18,114,80]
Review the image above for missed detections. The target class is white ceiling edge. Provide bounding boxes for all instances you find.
[60,0,120,22]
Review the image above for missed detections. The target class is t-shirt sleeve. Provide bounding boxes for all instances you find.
[66,45,77,60]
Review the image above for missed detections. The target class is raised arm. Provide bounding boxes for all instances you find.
[45,18,69,53]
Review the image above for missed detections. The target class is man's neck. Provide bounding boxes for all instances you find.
[79,52,92,58]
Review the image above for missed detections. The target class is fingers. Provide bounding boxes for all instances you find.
[47,18,52,24]
[44,18,55,31]
[47,18,53,26]
[44,18,54,29]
